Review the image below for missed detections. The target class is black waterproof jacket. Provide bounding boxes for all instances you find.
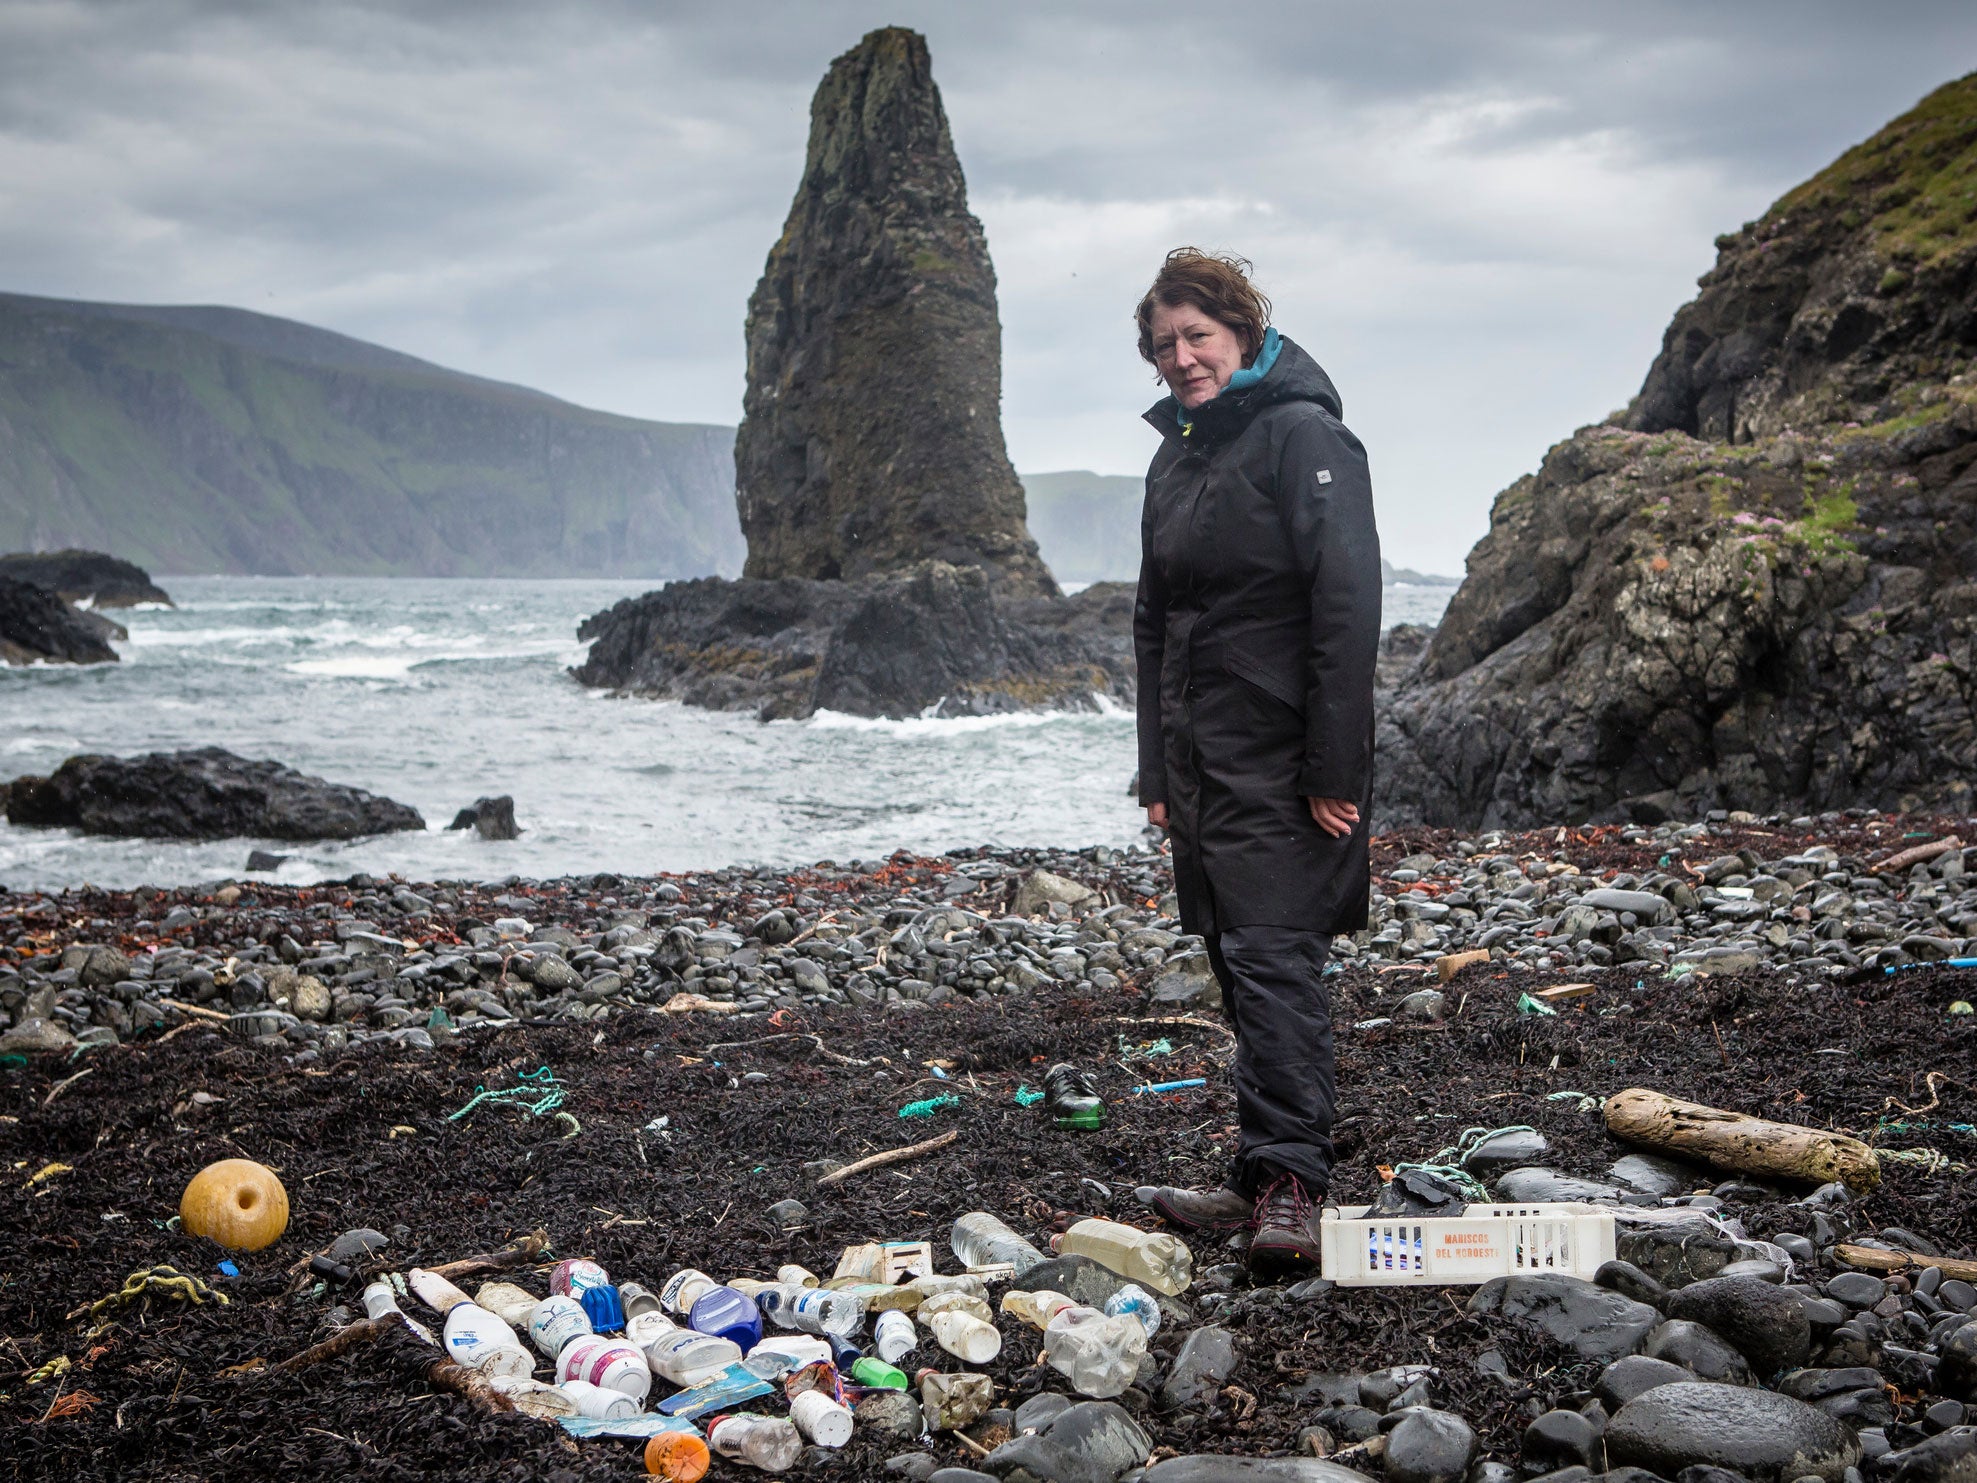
[1135,333,1382,936]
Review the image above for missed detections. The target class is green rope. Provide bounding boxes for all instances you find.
[1389,1162,1492,1202]
[447,1065,566,1123]
[1014,1086,1044,1106]
[898,1093,961,1119]
[1425,1124,1537,1168]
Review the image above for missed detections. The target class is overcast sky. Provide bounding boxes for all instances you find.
[2,2,1973,571]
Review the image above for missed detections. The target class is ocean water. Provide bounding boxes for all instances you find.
[0,577,1451,889]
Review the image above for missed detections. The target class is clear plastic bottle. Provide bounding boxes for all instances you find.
[1052,1217,1193,1295]
[927,1310,1002,1364]
[917,1370,994,1431]
[950,1212,1048,1276]
[1104,1283,1162,1339]
[917,1290,993,1323]
[1000,1288,1077,1330]
[644,1327,744,1387]
[776,1286,863,1338]
[874,1309,918,1363]
[708,1413,803,1473]
[1041,1305,1147,1398]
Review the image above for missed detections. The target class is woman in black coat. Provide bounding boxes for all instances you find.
[1130,249,1382,1274]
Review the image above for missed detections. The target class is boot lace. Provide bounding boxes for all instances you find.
[1254,1174,1313,1231]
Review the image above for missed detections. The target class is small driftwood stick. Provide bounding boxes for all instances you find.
[424,1356,518,1414]
[817,1129,959,1188]
[272,1315,394,1373]
[1604,1088,1881,1192]
[1876,835,1962,874]
[1836,1244,1977,1283]
[422,1231,550,1282]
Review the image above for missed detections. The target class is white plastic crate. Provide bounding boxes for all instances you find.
[1318,1202,1616,1286]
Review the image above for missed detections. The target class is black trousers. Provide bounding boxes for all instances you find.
[1205,925,1337,1198]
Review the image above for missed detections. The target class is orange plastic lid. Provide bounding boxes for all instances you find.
[645,1431,711,1482]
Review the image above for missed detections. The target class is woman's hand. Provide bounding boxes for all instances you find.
[1307,797,1359,838]
[1146,803,1169,828]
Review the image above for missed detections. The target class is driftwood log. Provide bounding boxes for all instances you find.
[1603,1088,1881,1192]
[1836,1244,1977,1282]
[421,1230,550,1283]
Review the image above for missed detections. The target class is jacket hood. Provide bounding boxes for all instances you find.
[1143,332,1341,444]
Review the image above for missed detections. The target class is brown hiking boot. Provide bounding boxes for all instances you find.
[1137,1184,1254,1232]
[1248,1174,1323,1275]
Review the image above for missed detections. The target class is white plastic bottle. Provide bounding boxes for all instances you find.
[927,1309,1001,1364]
[362,1280,435,1345]
[708,1413,803,1473]
[918,1289,993,1323]
[557,1377,641,1420]
[442,1303,534,1379]
[1000,1289,1077,1330]
[789,1388,855,1447]
[527,1295,593,1358]
[950,1212,1049,1275]
[777,1263,820,1289]
[874,1309,919,1363]
[1052,1217,1193,1295]
[661,1268,718,1315]
[1041,1305,1147,1398]
[644,1326,744,1387]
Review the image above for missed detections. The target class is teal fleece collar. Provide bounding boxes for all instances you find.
[1177,327,1281,436]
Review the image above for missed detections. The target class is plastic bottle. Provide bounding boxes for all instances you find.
[776,1286,863,1338]
[627,1307,679,1348]
[661,1268,718,1315]
[1043,1063,1105,1129]
[362,1280,435,1345]
[1052,1217,1193,1295]
[776,1264,819,1289]
[408,1268,475,1314]
[707,1413,803,1473]
[442,1303,534,1378]
[850,1355,908,1390]
[1104,1284,1163,1339]
[789,1388,854,1447]
[488,1374,579,1419]
[558,1377,641,1420]
[557,1335,652,1402]
[927,1309,1002,1364]
[529,1295,594,1357]
[741,1334,832,1379]
[645,1430,712,1482]
[1041,1305,1147,1399]
[644,1328,745,1388]
[475,1281,542,1326]
[1000,1289,1077,1330]
[917,1369,994,1431]
[690,1286,764,1351]
[949,1212,1049,1276]
[620,1281,664,1318]
[874,1309,918,1363]
[551,1258,613,1298]
[917,1289,993,1323]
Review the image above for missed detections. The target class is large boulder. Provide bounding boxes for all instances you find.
[1603,1381,1860,1483]
[1376,74,1977,827]
[0,549,171,607]
[1660,1274,1812,1377]
[0,575,118,665]
[1468,1274,1660,1360]
[733,27,1055,598]
[5,747,426,840]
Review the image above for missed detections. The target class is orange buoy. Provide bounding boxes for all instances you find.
[180,1158,289,1251]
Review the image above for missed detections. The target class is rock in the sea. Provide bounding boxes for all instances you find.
[1603,1382,1859,1483]
[1468,1274,1660,1360]
[1661,1275,1812,1377]
[5,747,426,840]
[1159,1325,1235,1411]
[1643,1319,1755,1385]
[446,795,520,840]
[733,27,1054,598]
[0,549,171,607]
[1461,1127,1550,1176]
[1147,951,1220,1011]
[0,575,118,665]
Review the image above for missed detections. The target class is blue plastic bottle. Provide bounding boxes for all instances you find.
[689,1285,765,1351]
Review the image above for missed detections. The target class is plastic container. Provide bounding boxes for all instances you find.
[658,1362,775,1418]
[917,1370,994,1431]
[530,1295,594,1357]
[1000,1289,1077,1330]
[559,1378,641,1420]
[690,1286,765,1351]
[442,1303,534,1378]
[408,1268,475,1314]
[558,1335,654,1403]
[488,1374,579,1419]
[1317,1202,1617,1286]
[1042,1305,1146,1398]
[1104,1284,1162,1339]
[874,1309,918,1363]
[627,1308,679,1347]
[645,1430,712,1482]
[475,1281,542,1326]
[776,1264,819,1289]
[661,1268,717,1315]
[950,1212,1050,1276]
[620,1281,664,1318]
[767,1286,863,1338]
[927,1310,1001,1364]
[644,1328,744,1388]
[741,1334,833,1379]
[551,1259,613,1299]
[1053,1218,1193,1296]
[581,1284,627,1334]
[790,1388,854,1447]
[918,1290,993,1323]
[362,1280,435,1345]
[851,1355,908,1390]
[708,1413,802,1473]
[1043,1063,1104,1129]
[907,1274,988,1304]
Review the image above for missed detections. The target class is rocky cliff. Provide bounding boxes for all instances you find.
[0,292,742,578]
[1378,72,1977,828]
[733,27,1055,597]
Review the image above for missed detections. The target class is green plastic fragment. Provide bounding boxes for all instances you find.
[1054,1105,1105,1130]
[1515,992,1558,1016]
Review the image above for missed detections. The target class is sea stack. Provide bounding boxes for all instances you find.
[734,27,1057,597]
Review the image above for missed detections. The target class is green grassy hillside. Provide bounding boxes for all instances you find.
[0,293,743,578]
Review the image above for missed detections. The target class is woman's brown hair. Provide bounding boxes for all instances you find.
[1135,248,1272,366]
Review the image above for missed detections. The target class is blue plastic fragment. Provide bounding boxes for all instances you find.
[217,1260,240,1277]
[1132,1078,1207,1094]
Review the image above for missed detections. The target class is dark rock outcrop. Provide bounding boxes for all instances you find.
[0,575,119,665]
[575,563,1131,719]
[6,747,425,840]
[0,549,171,607]
[1378,73,1977,827]
[734,27,1055,597]
[447,795,521,840]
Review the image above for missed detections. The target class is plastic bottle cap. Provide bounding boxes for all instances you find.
[645,1431,711,1481]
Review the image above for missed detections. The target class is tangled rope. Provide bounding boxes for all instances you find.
[75,1265,229,1336]
[447,1065,566,1124]
[1424,1124,1538,1169]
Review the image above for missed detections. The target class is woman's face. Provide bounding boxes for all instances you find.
[1149,302,1245,409]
